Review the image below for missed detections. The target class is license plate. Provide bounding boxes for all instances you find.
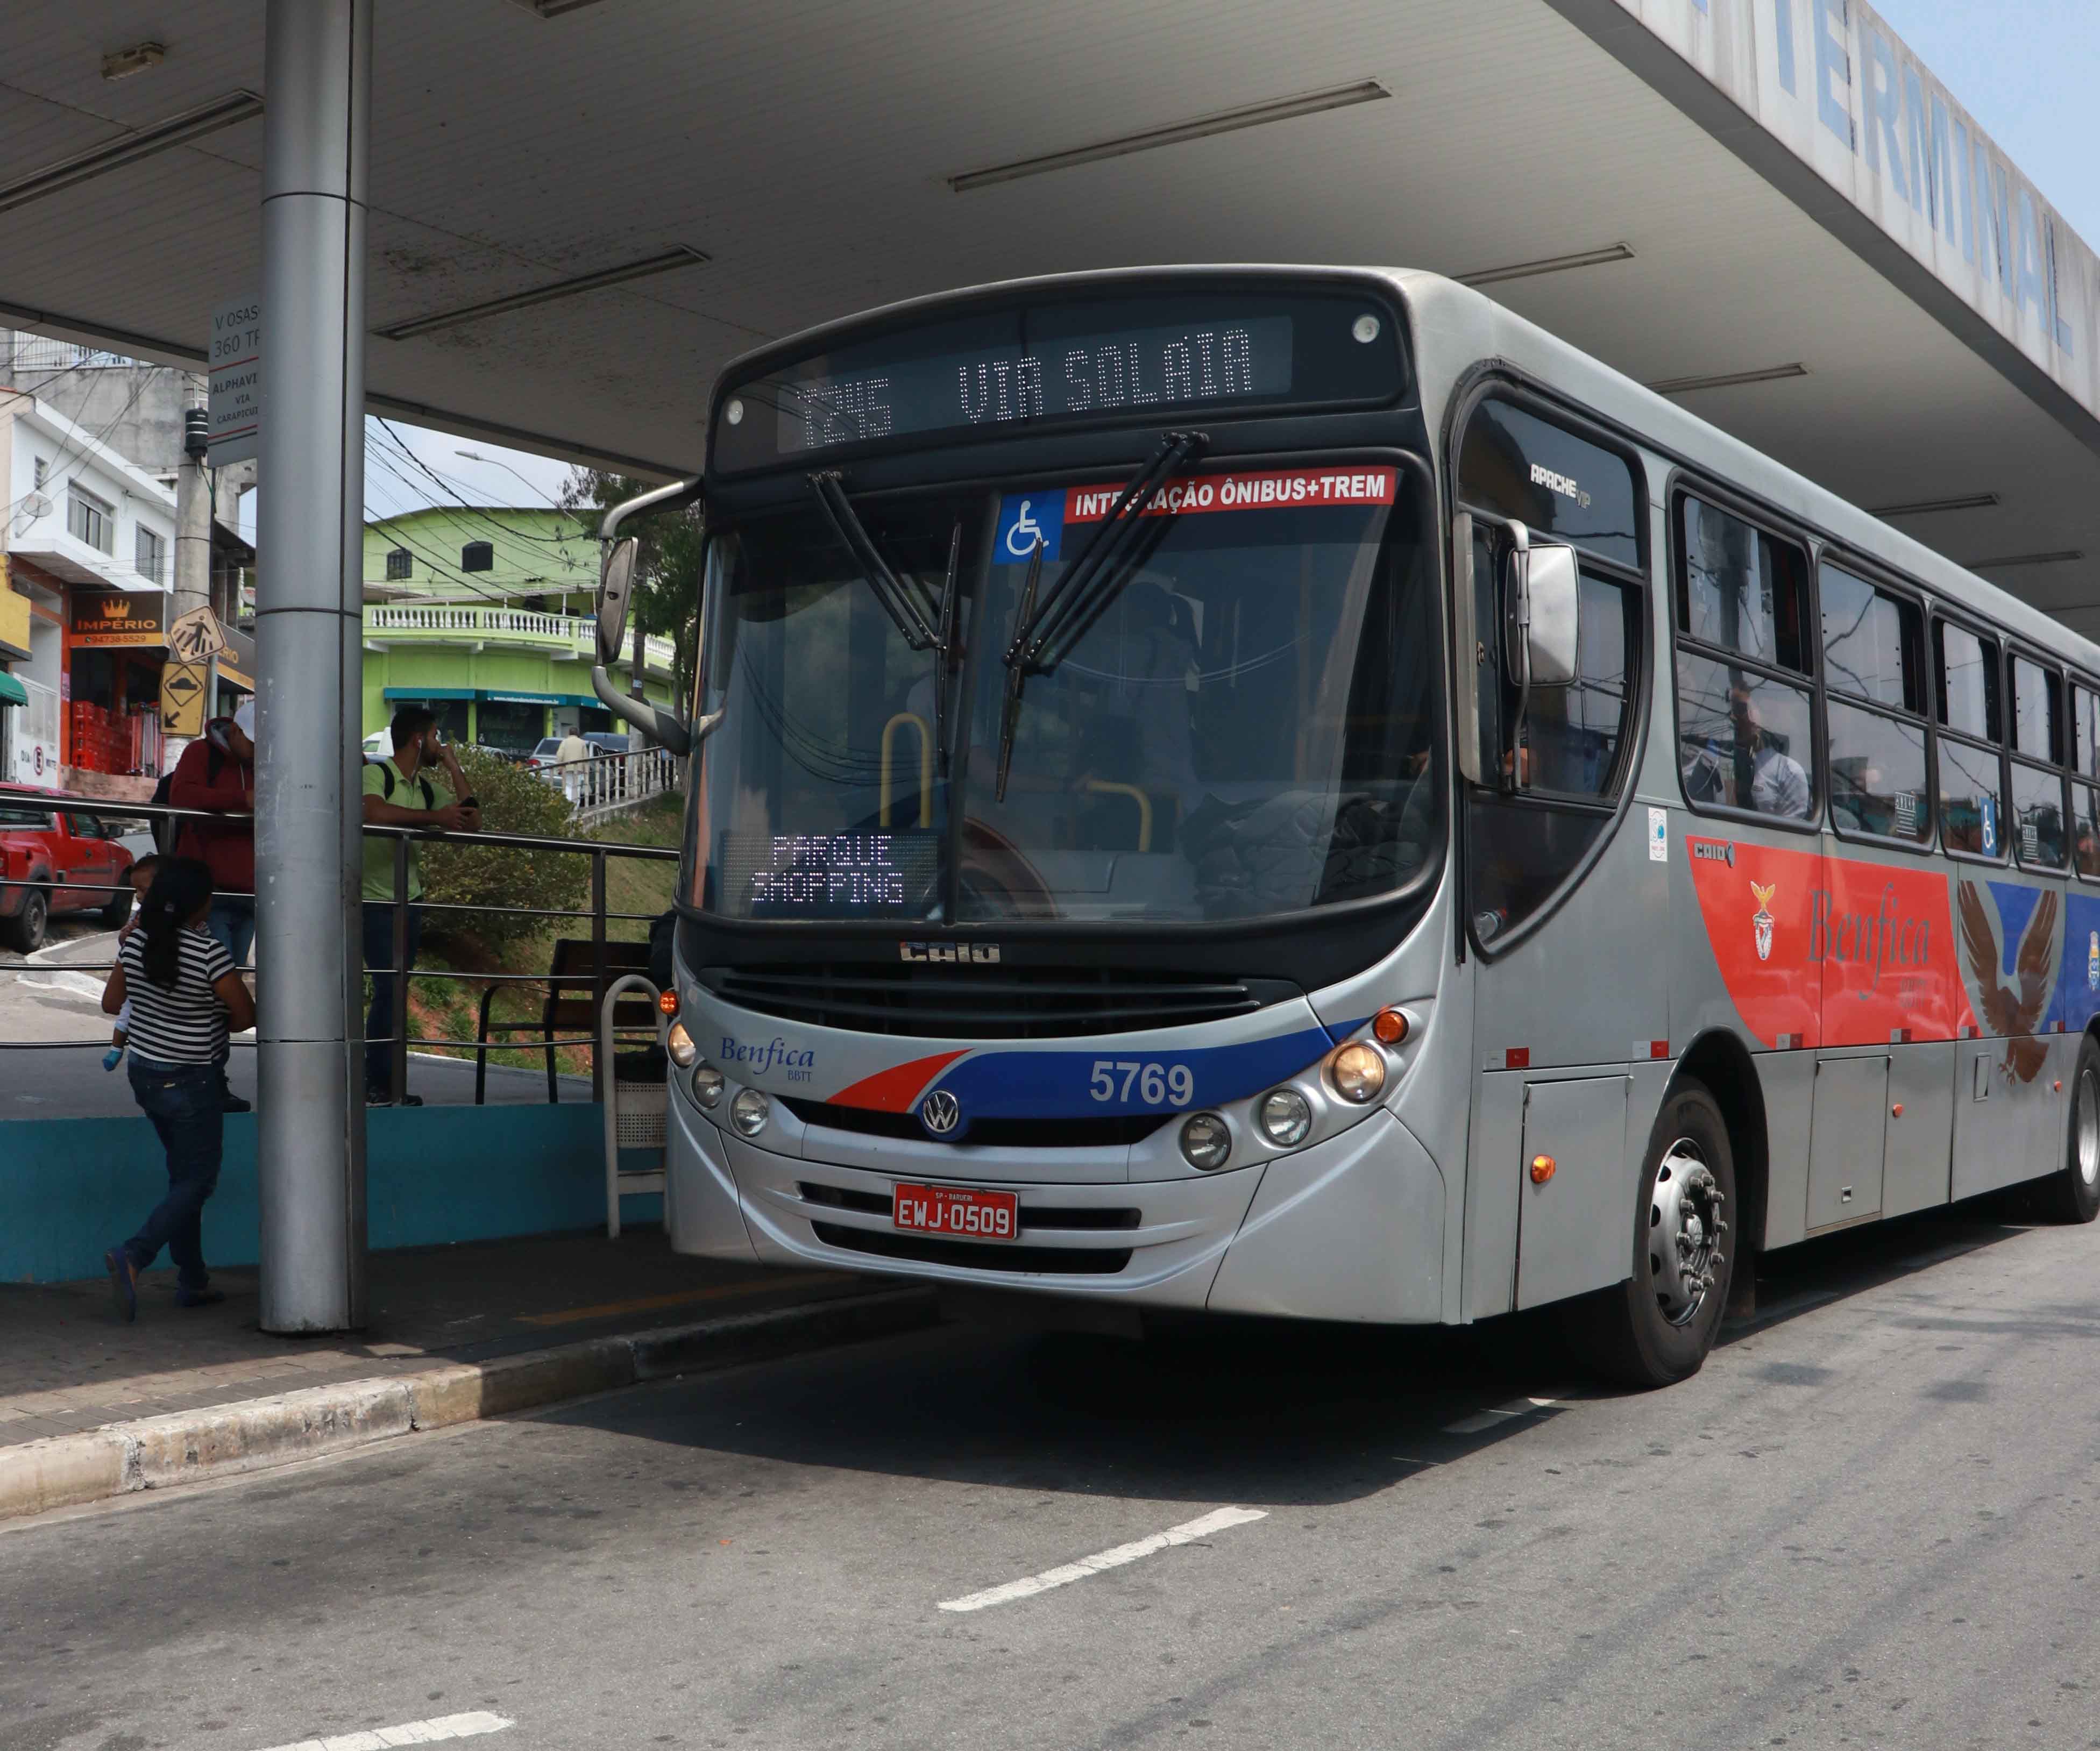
[892,1182,1020,1242]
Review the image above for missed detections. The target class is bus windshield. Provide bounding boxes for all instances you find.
[691,464,1438,926]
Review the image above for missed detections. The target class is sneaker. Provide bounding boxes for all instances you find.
[221,1093,252,1113]
[104,1248,137,1322]
[174,1287,226,1309]
[366,1089,422,1107]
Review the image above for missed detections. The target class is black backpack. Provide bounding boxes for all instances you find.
[365,757,436,810]
[150,772,177,855]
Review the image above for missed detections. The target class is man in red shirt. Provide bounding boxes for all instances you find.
[167,700,256,1112]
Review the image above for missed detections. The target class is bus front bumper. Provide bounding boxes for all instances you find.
[665,1095,1447,1323]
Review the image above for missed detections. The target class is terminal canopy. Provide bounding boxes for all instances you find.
[5,0,2098,633]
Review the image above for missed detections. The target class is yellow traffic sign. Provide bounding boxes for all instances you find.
[168,604,229,662]
[160,661,209,736]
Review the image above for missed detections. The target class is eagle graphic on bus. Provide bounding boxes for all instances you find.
[1957,880,2059,1085]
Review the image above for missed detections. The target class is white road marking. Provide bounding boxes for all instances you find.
[256,1712,513,1750]
[1442,1395,1561,1435]
[938,1505,1267,1613]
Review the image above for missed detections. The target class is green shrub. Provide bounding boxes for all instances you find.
[421,746,588,950]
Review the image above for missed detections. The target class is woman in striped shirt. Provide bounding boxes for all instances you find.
[98,857,256,1320]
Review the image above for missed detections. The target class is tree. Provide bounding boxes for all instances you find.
[561,470,705,709]
[421,746,587,952]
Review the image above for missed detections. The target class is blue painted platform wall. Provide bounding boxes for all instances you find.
[1,1105,662,1283]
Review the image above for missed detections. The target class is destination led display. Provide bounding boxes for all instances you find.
[772,316,1293,456]
[719,829,941,919]
[711,287,1407,472]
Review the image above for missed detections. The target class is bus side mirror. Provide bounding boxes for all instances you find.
[595,538,640,667]
[1517,543,1579,687]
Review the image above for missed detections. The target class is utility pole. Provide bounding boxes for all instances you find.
[175,402,215,721]
[629,616,651,749]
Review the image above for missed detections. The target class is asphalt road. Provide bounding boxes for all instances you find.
[5,1201,2098,1751]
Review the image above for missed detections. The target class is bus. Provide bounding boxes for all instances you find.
[590,266,2100,1387]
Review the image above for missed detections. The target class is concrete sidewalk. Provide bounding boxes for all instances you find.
[0,1229,936,1520]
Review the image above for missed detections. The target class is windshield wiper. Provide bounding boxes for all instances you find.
[994,532,1047,800]
[809,471,942,651]
[933,517,961,777]
[994,429,1205,799]
[1006,429,1205,674]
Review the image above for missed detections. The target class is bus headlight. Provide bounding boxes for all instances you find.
[730,1088,770,1136]
[1179,1112,1232,1171]
[665,1021,698,1069]
[1329,1043,1386,1104]
[690,1063,725,1109]
[1258,1088,1312,1148]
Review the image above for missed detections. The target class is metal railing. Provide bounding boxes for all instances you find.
[363,602,678,674]
[0,793,682,1110]
[6,338,135,372]
[540,747,682,826]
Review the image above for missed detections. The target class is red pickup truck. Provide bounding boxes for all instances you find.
[0,785,137,951]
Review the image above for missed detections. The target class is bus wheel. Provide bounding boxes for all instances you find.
[1569,1078,1736,1389]
[2037,1035,2100,1225]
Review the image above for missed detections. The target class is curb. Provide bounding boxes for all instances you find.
[0,1286,937,1522]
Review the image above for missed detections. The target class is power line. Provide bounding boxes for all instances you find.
[373,420,587,549]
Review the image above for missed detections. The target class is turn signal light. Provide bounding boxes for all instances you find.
[657,988,679,1016]
[1372,1007,1408,1045]
[1530,1153,1556,1185]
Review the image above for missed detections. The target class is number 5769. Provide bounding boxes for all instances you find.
[1088,1060,1194,1107]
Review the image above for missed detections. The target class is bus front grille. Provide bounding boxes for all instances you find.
[701,963,1278,1039]
[810,1221,1133,1275]
[781,1099,1167,1149]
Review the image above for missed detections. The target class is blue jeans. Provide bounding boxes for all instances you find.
[362,900,423,1097]
[206,896,256,967]
[123,1059,224,1292]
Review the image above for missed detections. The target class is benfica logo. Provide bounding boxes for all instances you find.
[1750,882,1777,963]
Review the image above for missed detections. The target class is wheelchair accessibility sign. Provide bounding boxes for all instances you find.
[995,493,1063,564]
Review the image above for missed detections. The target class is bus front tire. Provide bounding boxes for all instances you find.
[1568,1078,1737,1390]
[2038,1035,2100,1225]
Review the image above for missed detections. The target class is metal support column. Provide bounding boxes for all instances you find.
[254,0,372,1333]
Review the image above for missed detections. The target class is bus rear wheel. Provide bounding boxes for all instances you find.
[1568,1078,1736,1389]
[2037,1035,2100,1225]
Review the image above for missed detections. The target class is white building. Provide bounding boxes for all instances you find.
[0,390,179,789]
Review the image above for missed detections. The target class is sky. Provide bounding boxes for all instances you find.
[237,0,2095,543]
[1874,0,2100,245]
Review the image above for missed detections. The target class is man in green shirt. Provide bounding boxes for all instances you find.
[359,706,479,1104]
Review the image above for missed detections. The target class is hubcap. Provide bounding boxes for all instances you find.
[2078,1070,2099,1191]
[1650,1140,1727,1326]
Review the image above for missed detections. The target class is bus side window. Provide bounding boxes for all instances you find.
[2072,681,2100,878]
[1672,496,1817,825]
[1520,572,1634,799]
[1821,565,1929,844]
[1466,542,1643,946]
[1935,620,2005,859]
[2008,654,2067,870]
[1455,393,1648,950]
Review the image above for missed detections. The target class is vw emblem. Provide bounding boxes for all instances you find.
[919,1089,963,1140]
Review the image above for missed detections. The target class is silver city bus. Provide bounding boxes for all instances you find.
[591,267,2100,1387]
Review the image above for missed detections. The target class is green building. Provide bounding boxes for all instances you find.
[361,505,676,751]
